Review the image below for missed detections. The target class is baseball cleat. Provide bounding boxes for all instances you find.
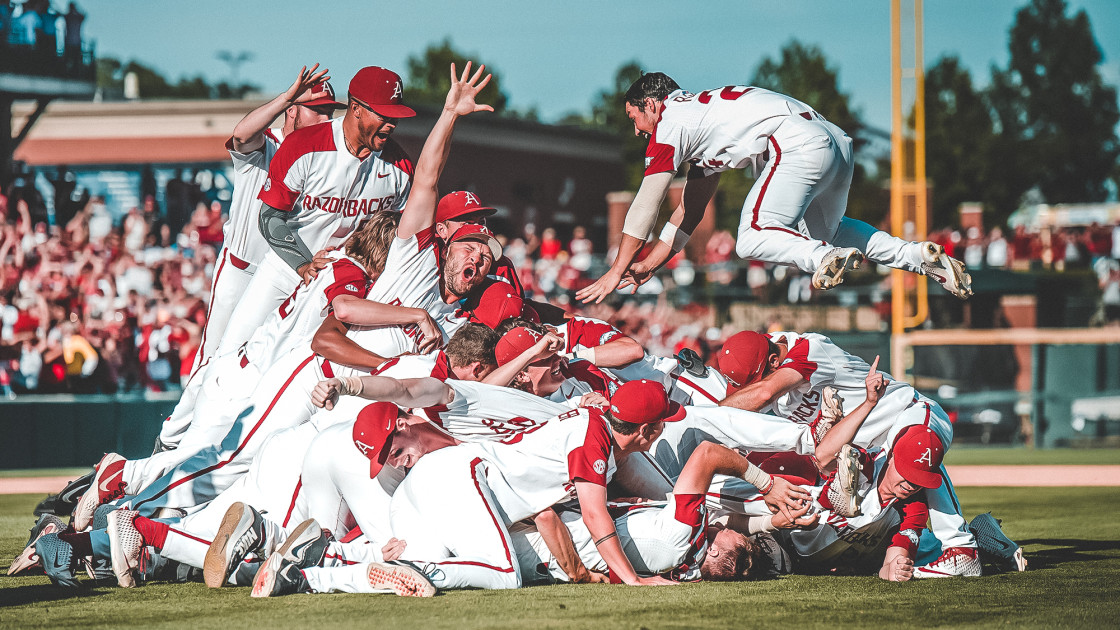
[969,512,1027,572]
[35,533,80,587]
[72,453,127,531]
[366,560,437,597]
[8,513,68,575]
[107,509,146,587]
[204,502,265,588]
[826,444,863,518]
[812,386,845,444]
[920,241,972,299]
[914,546,982,578]
[35,469,95,517]
[276,519,331,569]
[251,552,311,598]
[812,247,863,290]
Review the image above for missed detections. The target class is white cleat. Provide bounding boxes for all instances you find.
[204,502,265,588]
[914,546,982,578]
[72,453,127,531]
[920,242,973,299]
[107,509,144,588]
[827,444,863,518]
[812,247,863,290]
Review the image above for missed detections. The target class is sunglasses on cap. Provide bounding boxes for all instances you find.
[352,97,399,124]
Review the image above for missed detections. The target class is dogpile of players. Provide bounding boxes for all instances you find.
[7,61,1023,598]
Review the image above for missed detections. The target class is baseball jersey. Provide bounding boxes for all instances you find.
[459,408,617,524]
[780,450,928,569]
[645,87,819,179]
[765,331,918,449]
[554,316,623,356]
[517,494,709,583]
[344,228,464,361]
[546,359,618,405]
[257,118,413,252]
[242,251,370,366]
[419,380,570,442]
[223,129,282,266]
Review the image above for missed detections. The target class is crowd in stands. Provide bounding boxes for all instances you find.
[3,179,1119,397]
[1,0,87,74]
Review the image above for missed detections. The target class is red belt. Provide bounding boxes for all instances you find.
[321,360,334,378]
[229,252,251,270]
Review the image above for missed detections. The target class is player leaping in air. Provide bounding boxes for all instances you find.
[578,73,972,303]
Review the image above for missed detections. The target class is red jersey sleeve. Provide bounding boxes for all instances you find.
[779,337,818,380]
[566,317,623,353]
[567,414,612,486]
[416,225,437,252]
[492,256,525,297]
[563,360,618,397]
[257,123,334,211]
[889,495,930,554]
[323,259,370,304]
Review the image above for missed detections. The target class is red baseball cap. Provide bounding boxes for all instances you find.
[716,331,772,389]
[520,303,540,324]
[495,326,545,366]
[352,402,399,478]
[891,426,945,489]
[301,81,346,109]
[609,379,686,424]
[449,224,502,262]
[348,67,415,119]
[470,282,524,329]
[436,191,497,224]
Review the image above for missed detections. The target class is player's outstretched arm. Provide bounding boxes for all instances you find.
[577,172,674,304]
[231,64,330,153]
[313,375,452,410]
[574,335,644,368]
[575,481,677,586]
[814,356,886,471]
[620,172,720,292]
[719,367,805,412]
[533,509,605,584]
[397,62,493,240]
[677,442,811,521]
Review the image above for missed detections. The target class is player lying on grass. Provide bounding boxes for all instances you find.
[250,379,808,596]
[577,72,971,303]
[68,62,497,525]
[712,329,983,577]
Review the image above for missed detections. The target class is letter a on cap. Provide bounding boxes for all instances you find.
[915,448,933,466]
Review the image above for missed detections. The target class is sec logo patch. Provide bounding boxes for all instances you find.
[593,459,606,475]
[263,178,272,191]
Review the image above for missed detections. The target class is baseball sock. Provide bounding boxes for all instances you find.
[132,517,170,549]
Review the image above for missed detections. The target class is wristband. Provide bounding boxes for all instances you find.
[573,347,597,364]
[741,462,774,494]
[339,376,364,397]
[658,222,691,252]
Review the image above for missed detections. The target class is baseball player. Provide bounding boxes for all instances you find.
[252,379,687,596]
[74,69,496,525]
[514,440,814,585]
[713,330,981,577]
[490,324,617,403]
[161,66,343,450]
[216,63,422,356]
[72,216,397,529]
[775,425,948,581]
[578,73,972,303]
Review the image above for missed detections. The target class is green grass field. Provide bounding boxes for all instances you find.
[2,488,1119,629]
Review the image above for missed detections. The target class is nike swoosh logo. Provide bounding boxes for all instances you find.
[377,172,390,178]
[98,476,118,494]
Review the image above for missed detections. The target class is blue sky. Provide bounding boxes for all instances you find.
[77,0,1120,131]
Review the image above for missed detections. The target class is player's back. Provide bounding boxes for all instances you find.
[657,87,817,176]
[223,129,283,264]
[466,408,617,524]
